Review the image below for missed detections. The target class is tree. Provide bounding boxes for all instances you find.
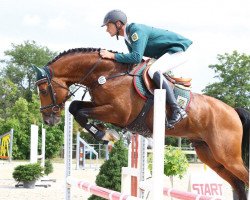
[148,146,189,188]
[202,51,250,109]
[88,140,128,200]
[1,40,57,101]
[0,78,20,120]
[3,97,32,159]
[44,126,64,159]
[0,41,64,159]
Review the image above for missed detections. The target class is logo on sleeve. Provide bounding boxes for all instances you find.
[131,32,139,42]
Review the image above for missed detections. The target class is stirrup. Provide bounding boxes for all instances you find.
[165,112,187,129]
[165,119,174,129]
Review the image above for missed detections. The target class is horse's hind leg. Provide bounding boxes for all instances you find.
[193,141,247,200]
[206,131,249,187]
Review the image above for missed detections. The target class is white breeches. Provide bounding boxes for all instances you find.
[148,51,188,79]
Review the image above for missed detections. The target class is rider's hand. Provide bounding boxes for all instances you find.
[100,49,115,60]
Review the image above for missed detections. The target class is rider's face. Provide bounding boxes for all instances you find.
[106,23,117,37]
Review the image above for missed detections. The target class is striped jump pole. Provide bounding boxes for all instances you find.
[163,187,220,200]
[65,101,73,200]
[66,177,142,200]
[139,181,219,200]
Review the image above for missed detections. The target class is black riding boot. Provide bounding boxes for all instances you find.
[152,71,187,129]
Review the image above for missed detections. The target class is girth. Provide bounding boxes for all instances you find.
[126,95,154,137]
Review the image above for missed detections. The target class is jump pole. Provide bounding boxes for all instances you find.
[151,89,166,200]
[76,132,99,170]
[121,134,148,198]
[66,177,141,200]
[64,101,73,200]
[121,89,165,199]
[30,124,46,168]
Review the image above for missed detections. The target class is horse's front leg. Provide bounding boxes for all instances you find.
[69,100,129,124]
[69,100,123,142]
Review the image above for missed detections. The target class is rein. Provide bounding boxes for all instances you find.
[66,58,103,99]
[87,63,137,91]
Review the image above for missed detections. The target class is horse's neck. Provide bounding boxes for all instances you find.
[51,54,119,86]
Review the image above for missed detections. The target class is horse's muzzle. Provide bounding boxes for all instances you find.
[43,115,61,126]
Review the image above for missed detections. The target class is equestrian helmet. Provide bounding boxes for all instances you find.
[101,9,127,27]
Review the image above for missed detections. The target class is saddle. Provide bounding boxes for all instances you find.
[131,59,192,100]
[143,64,192,95]
[127,59,192,136]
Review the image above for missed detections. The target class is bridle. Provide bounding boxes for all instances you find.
[36,58,103,115]
[36,78,68,114]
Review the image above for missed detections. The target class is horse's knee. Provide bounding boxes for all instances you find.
[74,113,88,127]
[69,100,82,115]
[69,101,88,127]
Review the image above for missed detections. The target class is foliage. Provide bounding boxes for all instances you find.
[44,159,54,175]
[43,125,64,159]
[202,51,250,109]
[4,97,33,159]
[88,140,128,200]
[0,78,20,120]
[1,40,57,102]
[12,163,43,182]
[0,41,64,160]
[202,51,250,169]
[148,146,189,179]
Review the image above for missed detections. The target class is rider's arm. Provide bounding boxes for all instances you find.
[114,27,148,64]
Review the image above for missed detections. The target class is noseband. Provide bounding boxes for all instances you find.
[35,75,67,114]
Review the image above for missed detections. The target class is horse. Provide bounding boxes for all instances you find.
[33,48,249,199]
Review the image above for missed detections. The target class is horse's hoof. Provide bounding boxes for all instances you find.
[102,129,120,142]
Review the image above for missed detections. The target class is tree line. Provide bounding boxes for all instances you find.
[0,40,249,160]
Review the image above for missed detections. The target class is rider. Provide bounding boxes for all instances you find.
[100,9,192,129]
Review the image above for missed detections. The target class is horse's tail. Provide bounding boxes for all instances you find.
[235,107,250,169]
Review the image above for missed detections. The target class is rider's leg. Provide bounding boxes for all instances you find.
[148,51,188,74]
[151,71,187,128]
[148,51,188,129]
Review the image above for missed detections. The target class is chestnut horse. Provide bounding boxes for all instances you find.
[34,48,249,199]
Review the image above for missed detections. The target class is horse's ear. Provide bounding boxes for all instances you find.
[32,65,46,80]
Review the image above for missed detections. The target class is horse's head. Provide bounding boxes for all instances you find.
[34,48,128,126]
[33,65,69,126]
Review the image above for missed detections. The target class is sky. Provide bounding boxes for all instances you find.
[0,0,250,94]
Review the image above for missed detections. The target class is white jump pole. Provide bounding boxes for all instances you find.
[64,101,73,200]
[152,89,166,200]
[39,126,46,168]
[30,124,46,167]
[76,132,80,170]
[30,124,39,163]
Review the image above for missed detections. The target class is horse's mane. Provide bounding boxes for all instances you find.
[47,47,119,65]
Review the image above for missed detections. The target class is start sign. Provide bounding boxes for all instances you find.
[192,183,223,196]
[189,167,225,199]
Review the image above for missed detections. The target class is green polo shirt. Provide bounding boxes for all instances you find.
[115,23,192,64]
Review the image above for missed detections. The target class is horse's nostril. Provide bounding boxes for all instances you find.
[44,120,49,125]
